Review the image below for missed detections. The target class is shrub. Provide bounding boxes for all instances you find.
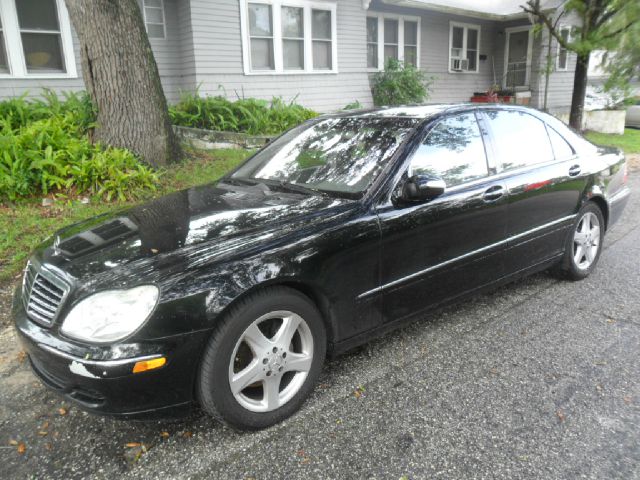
[0,91,157,202]
[169,92,318,135]
[343,100,363,110]
[372,58,432,106]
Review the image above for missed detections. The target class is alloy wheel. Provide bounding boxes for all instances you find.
[228,310,314,413]
[573,211,600,270]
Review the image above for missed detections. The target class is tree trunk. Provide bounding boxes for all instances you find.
[64,0,180,167]
[569,53,590,130]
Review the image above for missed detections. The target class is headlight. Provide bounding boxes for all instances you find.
[60,285,159,343]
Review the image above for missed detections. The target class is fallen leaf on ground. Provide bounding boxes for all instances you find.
[16,350,27,363]
[354,385,366,399]
[606,318,616,324]
[17,443,26,455]
[57,407,67,416]
[40,421,49,430]
[182,431,193,438]
[37,431,48,437]
[160,431,170,439]
[125,442,142,448]
[8,440,18,446]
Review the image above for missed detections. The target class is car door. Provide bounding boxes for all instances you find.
[480,109,588,274]
[370,111,509,323]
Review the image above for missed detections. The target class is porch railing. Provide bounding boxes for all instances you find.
[505,61,528,88]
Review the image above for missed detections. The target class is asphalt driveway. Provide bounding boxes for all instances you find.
[1,174,638,480]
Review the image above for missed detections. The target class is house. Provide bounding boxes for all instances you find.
[0,0,583,114]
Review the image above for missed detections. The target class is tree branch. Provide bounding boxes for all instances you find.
[601,21,636,39]
[521,0,573,50]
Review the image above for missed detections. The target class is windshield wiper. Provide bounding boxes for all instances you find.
[247,178,326,197]
[276,180,327,197]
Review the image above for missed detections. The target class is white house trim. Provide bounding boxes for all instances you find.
[503,25,533,89]
[0,0,77,79]
[239,0,338,75]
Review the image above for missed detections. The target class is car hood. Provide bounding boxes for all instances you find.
[34,180,355,282]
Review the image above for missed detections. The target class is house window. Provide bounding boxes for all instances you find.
[241,0,337,74]
[383,19,398,63]
[17,0,65,73]
[248,3,275,70]
[0,0,76,78]
[367,14,421,70]
[404,21,418,67]
[449,22,480,73]
[143,0,166,39]
[282,6,304,70]
[366,17,378,68]
[312,9,332,70]
[557,26,570,71]
[0,17,8,73]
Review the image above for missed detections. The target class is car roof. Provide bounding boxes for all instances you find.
[331,103,542,120]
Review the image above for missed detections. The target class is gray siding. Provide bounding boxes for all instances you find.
[369,1,504,103]
[530,10,581,114]
[0,0,194,103]
[145,0,196,103]
[0,0,585,115]
[189,0,373,112]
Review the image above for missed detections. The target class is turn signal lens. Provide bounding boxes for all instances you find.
[132,357,166,373]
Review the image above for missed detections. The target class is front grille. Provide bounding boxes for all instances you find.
[22,262,70,327]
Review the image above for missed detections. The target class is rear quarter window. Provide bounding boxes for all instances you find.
[546,126,575,161]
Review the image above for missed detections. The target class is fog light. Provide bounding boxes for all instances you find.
[132,357,166,373]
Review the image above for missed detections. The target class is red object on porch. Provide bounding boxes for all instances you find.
[470,95,514,104]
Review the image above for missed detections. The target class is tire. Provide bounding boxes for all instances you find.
[552,202,605,280]
[197,286,326,430]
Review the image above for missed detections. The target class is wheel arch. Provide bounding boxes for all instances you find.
[586,194,609,231]
[206,276,338,349]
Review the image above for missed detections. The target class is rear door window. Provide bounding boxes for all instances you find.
[408,112,489,187]
[483,110,554,171]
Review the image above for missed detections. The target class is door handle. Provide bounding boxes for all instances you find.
[568,164,581,177]
[482,185,505,202]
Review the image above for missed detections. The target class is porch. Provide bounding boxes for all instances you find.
[367,0,545,107]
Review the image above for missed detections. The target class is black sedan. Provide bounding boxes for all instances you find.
[13,104,630,430]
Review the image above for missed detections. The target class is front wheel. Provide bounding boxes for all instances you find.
[198,287,326,430]
[553,203,605,280]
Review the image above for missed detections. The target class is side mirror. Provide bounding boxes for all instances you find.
[400,175,446,202]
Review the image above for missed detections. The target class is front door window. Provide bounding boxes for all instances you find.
[506,30,529,88]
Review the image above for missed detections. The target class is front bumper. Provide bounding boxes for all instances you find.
[13,297,212,418]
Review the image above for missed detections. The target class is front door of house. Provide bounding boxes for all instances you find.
[505,29,531,89]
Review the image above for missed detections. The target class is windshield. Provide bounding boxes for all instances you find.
[231,117,419,197]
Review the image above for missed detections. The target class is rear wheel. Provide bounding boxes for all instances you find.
[198,287,326,430]
[553,202,605,280]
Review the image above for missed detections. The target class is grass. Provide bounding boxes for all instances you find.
[0,148,250,285]
[585,128,640,154]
